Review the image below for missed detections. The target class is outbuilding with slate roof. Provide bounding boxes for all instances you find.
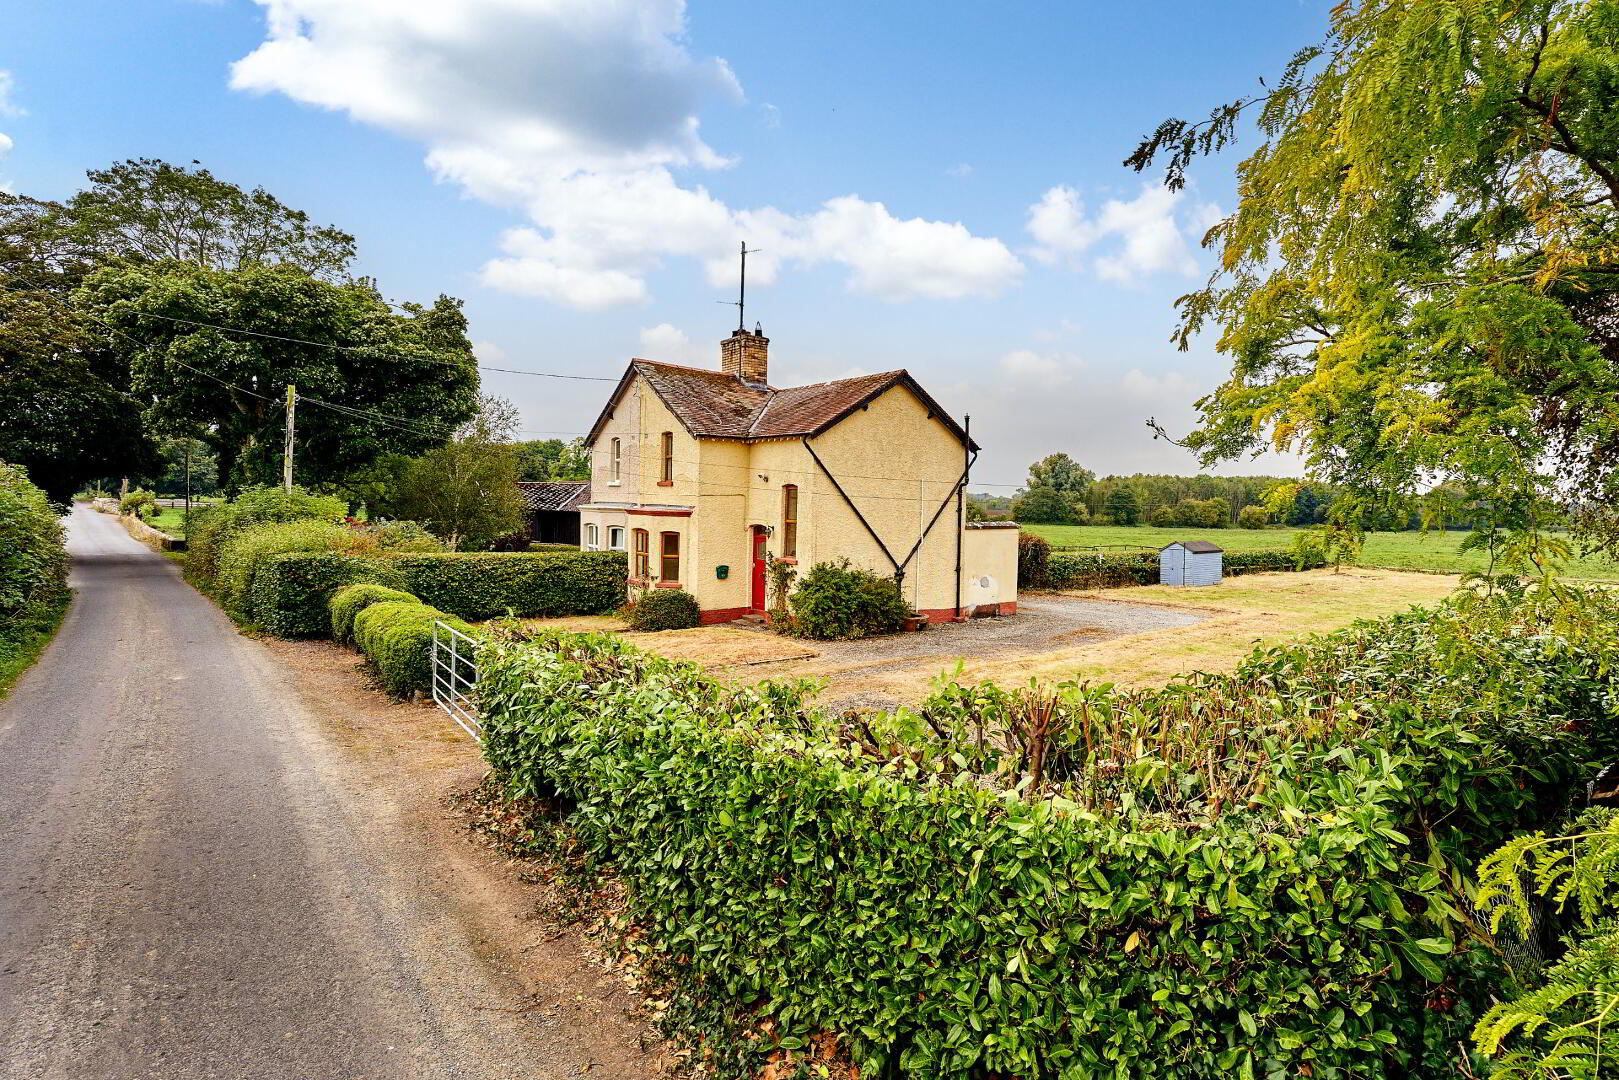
[580,327,1019,624]
[517,481,589,546]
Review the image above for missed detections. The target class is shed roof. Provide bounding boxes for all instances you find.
[585,359,976,449]
[517,481,590,512]
[1160,539,1224,554]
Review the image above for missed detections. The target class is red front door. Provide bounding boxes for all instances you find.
[750,526,767,611]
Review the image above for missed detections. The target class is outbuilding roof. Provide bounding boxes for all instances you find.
[517,481,590,512]
[1160,539,1224,554]
[586,359,977,449]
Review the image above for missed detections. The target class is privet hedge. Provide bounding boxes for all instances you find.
[476,586,1618,1079]
[351,598,473,697]
[391,550,627,620]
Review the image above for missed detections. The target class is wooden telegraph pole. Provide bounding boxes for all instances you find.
[283,384,297,493]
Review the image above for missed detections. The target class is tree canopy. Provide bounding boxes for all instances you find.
[82,262,478,492]
[1131,0,1619,568]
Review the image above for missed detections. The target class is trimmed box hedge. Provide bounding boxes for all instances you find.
[352,599,474,697]
[391,550,627,620]
[329,583,422,645]
[249,552,402,638]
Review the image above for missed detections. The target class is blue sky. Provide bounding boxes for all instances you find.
[0,1,1327,490]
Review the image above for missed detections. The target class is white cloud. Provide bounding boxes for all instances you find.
[0,71,20,163]
[1027,182,1220,283]
[232,1,1020,309]
[1120,368,1197,399]
[998,349,1079,381]
[945,162,974,178]
[637,322,709,366]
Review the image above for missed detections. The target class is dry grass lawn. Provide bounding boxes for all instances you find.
[516,568,1461,705]
[989,567,1460,689]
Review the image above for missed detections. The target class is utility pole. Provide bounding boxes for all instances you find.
[184,439,192,522]
[283,384,297,493]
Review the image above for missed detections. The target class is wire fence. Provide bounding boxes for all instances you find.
[432,620,482,740]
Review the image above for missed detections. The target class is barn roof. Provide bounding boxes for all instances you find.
[585,360,976,449]
[1160,539,1224,554]
[517,481,590,512]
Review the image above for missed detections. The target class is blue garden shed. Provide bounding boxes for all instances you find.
[1159,540,1224,587]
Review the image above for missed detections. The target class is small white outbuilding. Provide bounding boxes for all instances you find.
[1159,540,1224,587]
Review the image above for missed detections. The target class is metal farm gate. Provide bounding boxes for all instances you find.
[431,620,482,740]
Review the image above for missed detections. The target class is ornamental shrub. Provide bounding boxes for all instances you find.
[250,552,403,637]
[329,583,422,645]
[120,488,159,522]
[475,587,1619,1080]
[391,550,627,620]
[786,560,911,640]
[1237,505,1270,529]
[628,588,700,631]
[352,599,474,697]
[1016,531,1050,588]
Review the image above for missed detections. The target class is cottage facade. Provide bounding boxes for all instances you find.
[579,328,1018,624]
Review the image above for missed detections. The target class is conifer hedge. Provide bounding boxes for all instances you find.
[475,586,1619,1078]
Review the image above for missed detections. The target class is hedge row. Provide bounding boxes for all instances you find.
[249,552,402,637]
[330,584,420,645]
[475,586,1619,1078]
[1037,547,1327,589]
[388,550,627,620]
[351,598,473,697]
[0,463,69,691]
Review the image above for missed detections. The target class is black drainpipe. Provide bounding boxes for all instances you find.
[955,416,969,620]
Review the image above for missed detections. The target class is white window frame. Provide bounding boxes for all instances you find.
[607,526,626,551]
[584,523,599,550]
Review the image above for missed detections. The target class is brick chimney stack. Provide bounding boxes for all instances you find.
[720,327,769,385]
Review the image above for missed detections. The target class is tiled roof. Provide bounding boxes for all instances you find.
[586,360,975,448]
[517,481,590,512]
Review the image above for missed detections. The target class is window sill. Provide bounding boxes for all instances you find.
[777,556,798,565]
[628,577,646,587]
[656,480,674,487]
[654,581,683,589]
[607,480,622,487]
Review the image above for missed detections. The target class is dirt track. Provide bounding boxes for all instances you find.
[0,506,656,1080]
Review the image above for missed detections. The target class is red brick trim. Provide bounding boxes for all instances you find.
[655,581,684,589]
[698,606,753,625]
[627,507,693,517]
[912,602,1016,623]
[656,479,674,487]
[627,577,647,587]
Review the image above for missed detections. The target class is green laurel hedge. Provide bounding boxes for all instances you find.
[390,550,627,620]
[475,586,1618,1078]
[351,599,474,697]
[329,583,422,645]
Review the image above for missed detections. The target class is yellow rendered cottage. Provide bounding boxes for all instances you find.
[580,327,1019,625]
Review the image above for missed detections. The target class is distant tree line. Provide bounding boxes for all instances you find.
[981,452,1457,530]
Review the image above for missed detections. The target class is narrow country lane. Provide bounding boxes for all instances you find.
[0,506,562,1080]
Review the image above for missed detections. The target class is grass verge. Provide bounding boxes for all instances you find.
[0,591,71,699]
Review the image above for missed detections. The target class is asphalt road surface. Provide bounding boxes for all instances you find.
[0,506,559,1080]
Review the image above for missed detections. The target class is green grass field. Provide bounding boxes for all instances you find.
[146,507,188,537]
[1022,523,1619,581]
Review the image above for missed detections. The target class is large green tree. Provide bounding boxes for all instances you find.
[389,397,525,551]
[82,262,478,492]
[1131,0,1619,569]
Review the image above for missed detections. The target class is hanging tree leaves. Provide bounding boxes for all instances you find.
[1129,0,1619,571]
